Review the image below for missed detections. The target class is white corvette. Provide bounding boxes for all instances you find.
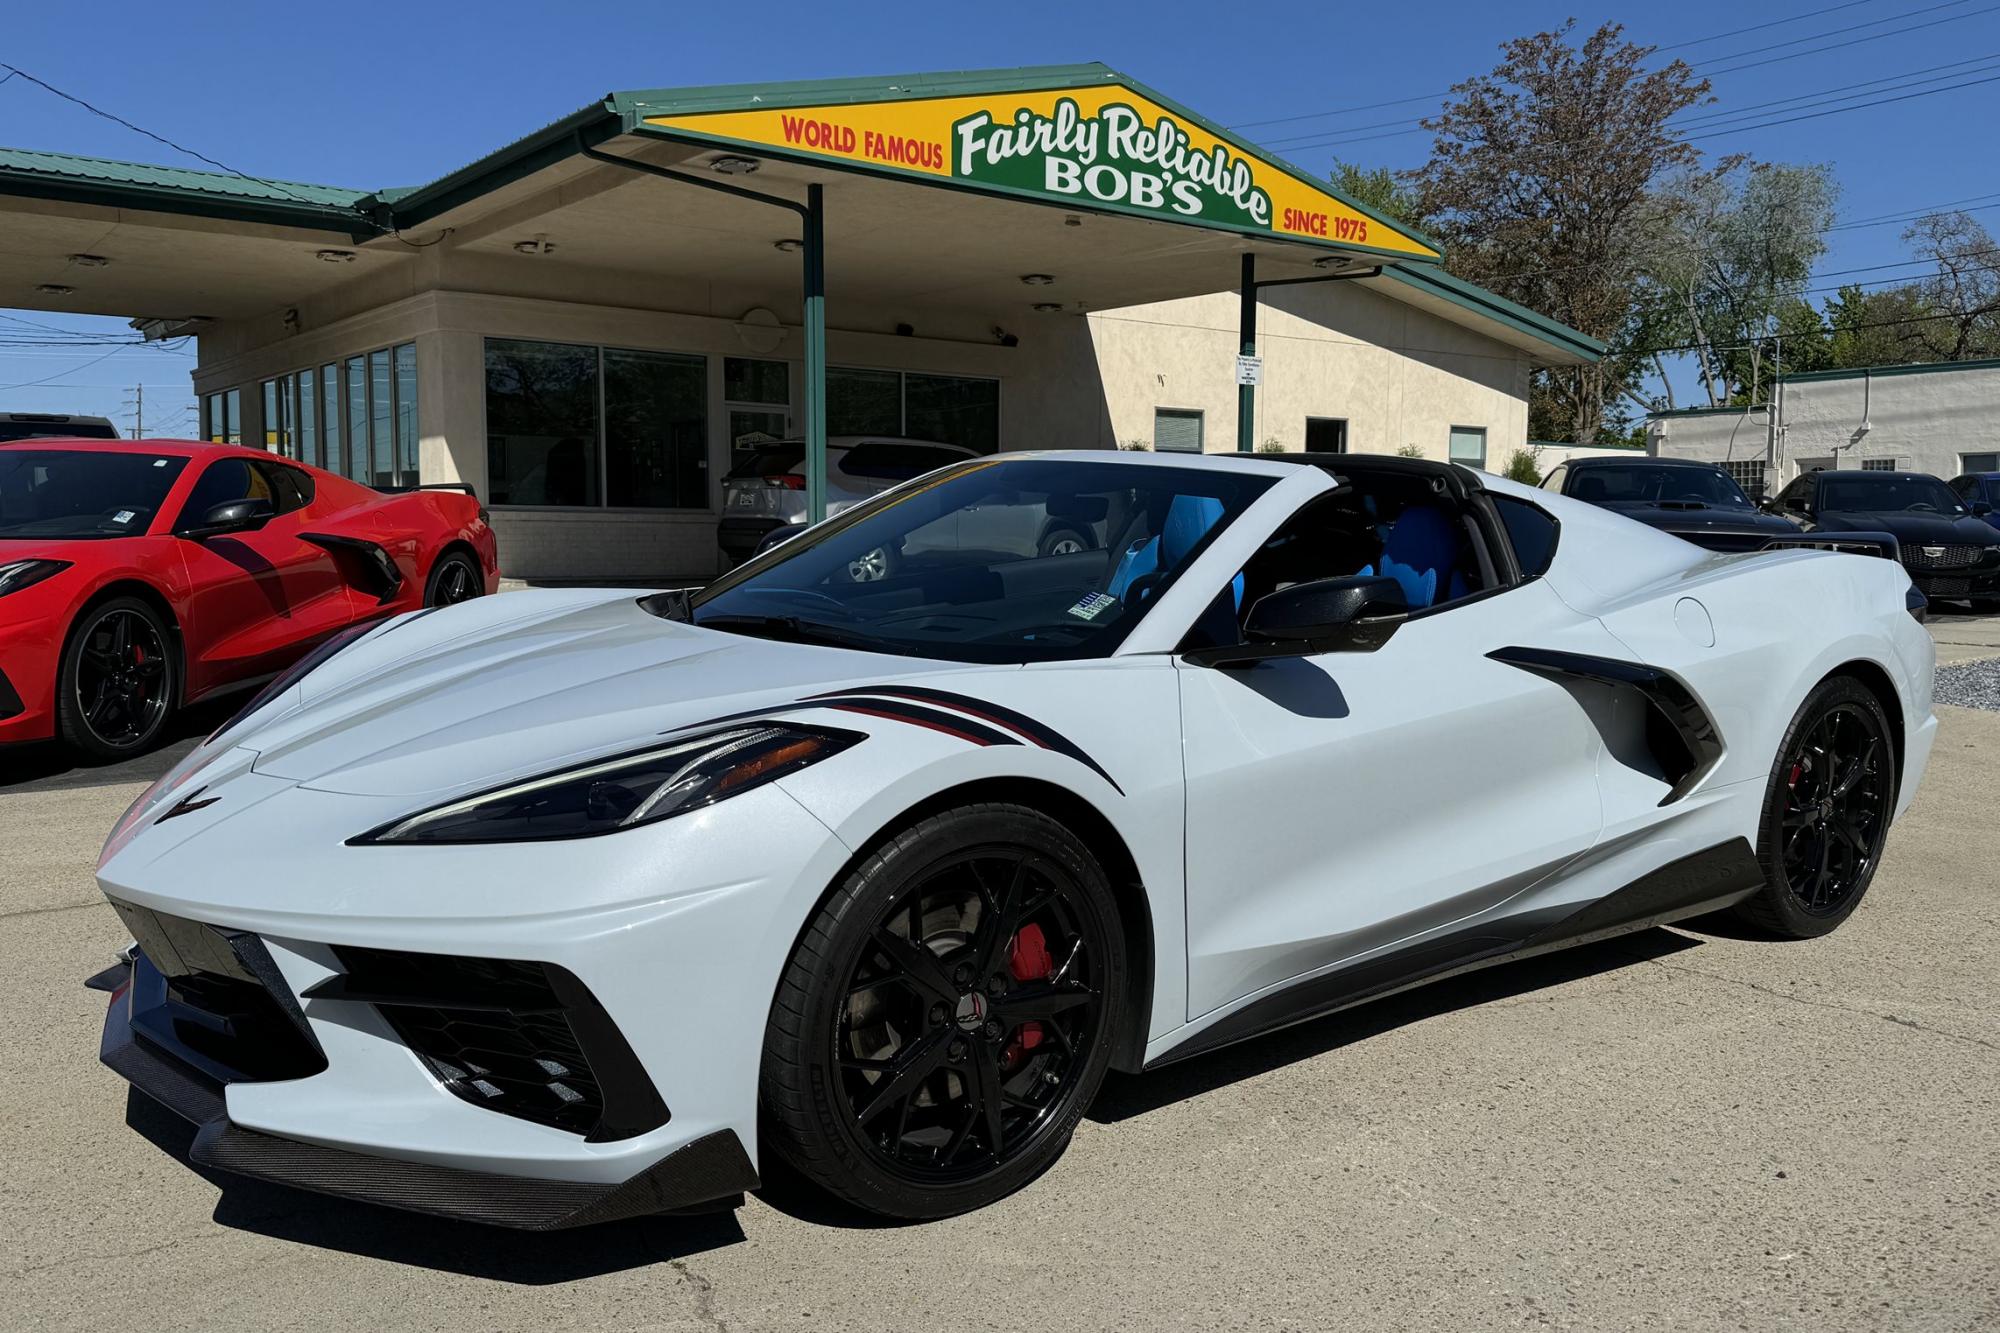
[90,450,1935,1225]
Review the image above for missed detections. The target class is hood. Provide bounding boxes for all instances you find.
[1817,511,2000,544]
[239,588,984,798]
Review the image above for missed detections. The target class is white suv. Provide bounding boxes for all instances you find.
[719,437,979,565]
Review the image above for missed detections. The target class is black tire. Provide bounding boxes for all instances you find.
[1735,675,1897,938]
[760,803,1126,1219]
[56,596,178,761]
[424,550,483,607]
[1037,523,1096,558]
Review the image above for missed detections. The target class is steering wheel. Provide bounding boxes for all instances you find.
[1120,571,1167,606]
[734,585,855,617]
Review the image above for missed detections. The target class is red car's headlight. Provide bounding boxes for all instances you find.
[0,558,70,598]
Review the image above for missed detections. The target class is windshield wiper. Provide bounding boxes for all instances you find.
[693,613,874,651]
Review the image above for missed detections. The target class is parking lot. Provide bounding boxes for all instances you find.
[3,621,1997,1332]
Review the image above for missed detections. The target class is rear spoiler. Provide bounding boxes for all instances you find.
[375,482,478,500]
[1759,532,1901,561]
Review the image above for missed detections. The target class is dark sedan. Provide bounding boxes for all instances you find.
[1540,455,1797,551]
[1769,469,2000,609]
[1947,472,2000,531]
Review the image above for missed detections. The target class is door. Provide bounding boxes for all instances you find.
[1174,486,1624,1021]
[174,456,348,693]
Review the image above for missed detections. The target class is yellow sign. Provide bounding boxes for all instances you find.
[644,83,1437,259]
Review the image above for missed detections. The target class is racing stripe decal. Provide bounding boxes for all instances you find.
[803,685,1123,793]
[811,696,1022,748]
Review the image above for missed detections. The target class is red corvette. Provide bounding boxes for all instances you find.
[0,439,497,759]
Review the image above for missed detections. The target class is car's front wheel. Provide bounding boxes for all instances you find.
[1735,675,1897,938]
[57,596,178,760]
[761,803,1125,1219]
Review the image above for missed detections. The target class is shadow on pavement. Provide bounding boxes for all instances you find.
[123,1090,747,1282]
[1,696,235,794]
[1089,927,1704,1125]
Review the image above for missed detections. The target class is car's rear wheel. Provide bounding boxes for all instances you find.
[761,803,1124,1219]
[1038,523,1096,558]
[1735,676,1896,938]
[56,596,178,760]
[424,550,483,607]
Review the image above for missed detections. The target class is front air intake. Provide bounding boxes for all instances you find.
[308,947,668,1143]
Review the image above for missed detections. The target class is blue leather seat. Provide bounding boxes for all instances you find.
[1108,494,1239,606]
[1360,506,1468,610]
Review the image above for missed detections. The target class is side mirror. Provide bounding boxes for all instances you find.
[184,497,275,539]
[1186,575,1409,666]
[1972,499,1993,517]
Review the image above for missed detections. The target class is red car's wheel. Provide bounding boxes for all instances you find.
[424,551,484,608]
[57,596,178,760]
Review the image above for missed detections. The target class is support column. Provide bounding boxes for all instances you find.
[803,183,829,523]
[1236,252,1256,452]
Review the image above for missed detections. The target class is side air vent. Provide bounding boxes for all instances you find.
[1487,646,1722,805]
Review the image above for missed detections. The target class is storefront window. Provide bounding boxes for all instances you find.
[606,348,707,508]
[369,350,394,488]
[1154,408,1203,453]
[827,367,902,438]
[394,343,418,482]
[345,356,369,482]
[321,364,343,477]
[299,369,319,468]
[202,389,241,446]
[906,373,999,453]
[484,338,600,506]
[725,356,789,451]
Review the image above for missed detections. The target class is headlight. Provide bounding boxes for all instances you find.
[352,723,861,845]
[0,558,70,598]
[210,614,386,743]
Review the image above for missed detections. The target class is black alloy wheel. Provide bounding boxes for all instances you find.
[762,804,1124,1218]
[1738,676,1896,938]
[425,551,483,608]
[57,597,177,760]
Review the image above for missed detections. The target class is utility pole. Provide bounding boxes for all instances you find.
[123,384,143,439]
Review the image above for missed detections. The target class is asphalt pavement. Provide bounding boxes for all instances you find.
[2,628,1996,1331]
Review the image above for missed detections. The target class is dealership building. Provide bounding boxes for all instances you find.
[0,64,1601,580]
[1649,358,2000,498]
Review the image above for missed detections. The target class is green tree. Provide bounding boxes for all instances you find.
[1502,448,1543,484]
[1903,210,2000,360]
[1330,160,1426,229]
[1638,161,1838,406]
[1408,21,1711,443]
[1825,282,1943,368]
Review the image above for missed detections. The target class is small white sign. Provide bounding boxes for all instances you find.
[1235,354,1263,386]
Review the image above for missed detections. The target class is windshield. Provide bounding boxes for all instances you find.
[1819,474,1967,515]
[685,457,1277,663]
[1571,464,1753,508]
[0,450,190,539]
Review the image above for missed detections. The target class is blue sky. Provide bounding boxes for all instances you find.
[5,0,1997,433]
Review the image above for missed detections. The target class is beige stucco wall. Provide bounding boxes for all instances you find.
[1087,280,1533,461]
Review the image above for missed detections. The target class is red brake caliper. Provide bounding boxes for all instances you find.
[1000,923,1053,1071]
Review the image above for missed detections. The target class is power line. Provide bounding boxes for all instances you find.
[1680,68,2000,139]
[1257,0,2000,151]
[1670,50,2000,128]
[1229,0,1899,131]
[0,346,129,391]
[0,61,326,209]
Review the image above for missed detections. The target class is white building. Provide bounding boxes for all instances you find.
[1649,358,2000,498]
[0,64,1601,580]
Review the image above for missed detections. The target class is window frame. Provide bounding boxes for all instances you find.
[1447,425,1487,470]
[1958,451,2000,475]
[1153,407,1205,454]
[1304,416,1348,454]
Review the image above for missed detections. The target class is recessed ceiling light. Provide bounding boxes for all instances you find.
[709,155,762,175]
[67,253,110,267]
[316,249,357,263]
[773,238,803,253]
[1019,273,1056,286]
[36,283,73,295]
[1032,302,1065,314]
[512,236,556,255]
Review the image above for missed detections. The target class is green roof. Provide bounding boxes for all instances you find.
[1377,264,1606,363]
[1649,403,1771,418]
[1778,356,2000,385]
[0,64,1597,362]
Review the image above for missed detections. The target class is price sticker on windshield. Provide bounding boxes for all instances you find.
[1067,592,1118,621]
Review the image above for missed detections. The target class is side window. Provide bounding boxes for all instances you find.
[254,461,315,514]
[175,457,262,530]
[1776,478,1810,514]
[1490,495,1559,576]
[1540,463,1568,493]
[838,441,968,481]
